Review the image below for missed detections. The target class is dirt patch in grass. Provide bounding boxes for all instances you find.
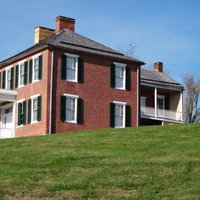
[97,188,138,199]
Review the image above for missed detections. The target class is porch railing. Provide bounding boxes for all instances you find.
[0,128,14,139]
[141,106,183,121]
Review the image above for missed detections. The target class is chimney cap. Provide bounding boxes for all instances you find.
[56,16,75,22]
[35,26,55,31]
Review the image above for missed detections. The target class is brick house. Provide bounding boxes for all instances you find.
[0,16,145,138]
[0,16,183,139]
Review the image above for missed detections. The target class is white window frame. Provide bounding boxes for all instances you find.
[5,66,12,90]
[32,53,41,83]
[63,93,79,123]
[113,101,126,128]
[157,95,165,110]
[30,94,40,124]
[18,60,26,87]
[65,53,79,82]
[114,62,126,90]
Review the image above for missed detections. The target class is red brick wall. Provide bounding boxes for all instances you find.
[51,49,139,133]
[0,48,51,137]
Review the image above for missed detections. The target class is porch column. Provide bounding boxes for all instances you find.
[180,90,183,121]
[154,87,157,118]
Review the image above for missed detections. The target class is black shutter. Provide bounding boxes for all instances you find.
[125,105,131,127]
[61,55,67,80]
[24,61,28,85]
[37,96,42,121]
[77,98,84,124]
[29,60,33,83]
[2,71,5,89]
[126,66,131,91]
[15,65,19,88]
[22,101,26,125]
[110,103,115,128]
[78,58,84,83]
[38,55,43,80]
[110,64,115,88]
[10,67,14,90]
[28,99,32,124]
[60,96,66,122]
[18,103,22,126]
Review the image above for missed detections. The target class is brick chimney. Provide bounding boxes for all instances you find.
[153,62,163,72]
[34,26,55,44]
[56,16,75,32]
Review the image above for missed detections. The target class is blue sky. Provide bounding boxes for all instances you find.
[0,0,200,83]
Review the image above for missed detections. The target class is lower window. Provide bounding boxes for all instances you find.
[110,102,131,128]
[28,95,42,124]
[60,94,83,124]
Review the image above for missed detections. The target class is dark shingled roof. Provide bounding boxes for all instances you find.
[0,29,144,66]
[141,68,183,90]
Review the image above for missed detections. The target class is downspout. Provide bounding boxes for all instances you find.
[136,65,140,127]
[49,49,54,134]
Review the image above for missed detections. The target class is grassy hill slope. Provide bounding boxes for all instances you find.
[0,124,200,199]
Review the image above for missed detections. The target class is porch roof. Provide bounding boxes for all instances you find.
[0,89,17,102]
[141,68,184,91]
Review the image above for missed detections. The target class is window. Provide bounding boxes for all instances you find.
[66,96,77,123]
[157,96,165,109]
[6,69,11,90]
[115,103,125,128]
[141,96,147,107]
[110,63,130,90]
[19,63,25,86]
[28,95,42,124]
[110,102,131,128]
[29,54,43,83]
[60,94,84,124]
[33,57,39,81]
[115,65,125,89]
[32,98,38,122]
[66,56,77,81]
[2,67,14,90]
[61,54,84,83]
[17,100,26,126]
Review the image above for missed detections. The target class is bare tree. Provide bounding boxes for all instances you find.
[117,43,135,57]
[184,74,200,123]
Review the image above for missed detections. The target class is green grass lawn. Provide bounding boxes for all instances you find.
[0,124,200,199]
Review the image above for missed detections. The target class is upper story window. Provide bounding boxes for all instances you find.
[15,60,28,88]
[6,69,12,90]
[2,67,14,90]
[61,54,84,83]
[29,54,43,83]
[110,62,131,90]
[33,56,39,81]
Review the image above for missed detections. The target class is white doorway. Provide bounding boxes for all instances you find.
[0,104,14,138]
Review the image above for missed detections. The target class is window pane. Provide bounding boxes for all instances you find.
[66,57,77,81]
[7,70,11,89]
[20,64,25,86]
[115,66,124,88]
[33,98,38,121]
[34,57,39,81]
[65,97,76,121]
[115,104,124,127]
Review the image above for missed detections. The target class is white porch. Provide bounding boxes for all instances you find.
[140,86,184,124]
[0,89,17,139]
